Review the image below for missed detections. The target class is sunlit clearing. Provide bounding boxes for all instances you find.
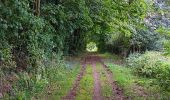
[86,42,98,52]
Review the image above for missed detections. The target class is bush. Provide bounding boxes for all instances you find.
[155,61,170,90]
[126,52,141,68]
[127,51,166,77]
[127,51,170,90]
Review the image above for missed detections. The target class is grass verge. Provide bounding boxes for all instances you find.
[106,63,170,100]
[35,64,81,100]
[76,64,94,100]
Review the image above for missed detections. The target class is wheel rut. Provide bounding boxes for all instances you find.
[92,61,103,100]
[62,58,87,100]
[63,55,126,100]
[100,60,125,100]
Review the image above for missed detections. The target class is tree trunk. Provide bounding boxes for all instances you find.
[34,0,40,16]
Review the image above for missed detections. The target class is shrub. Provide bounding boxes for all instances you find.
[127,51,166,77]
[127,51,170,90]
[126,52,141,68]
[155,61,170,90]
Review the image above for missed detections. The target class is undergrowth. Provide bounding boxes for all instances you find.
[36,62,81,99]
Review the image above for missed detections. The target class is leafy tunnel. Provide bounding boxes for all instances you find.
[1,0,170,99]
[0,0,163,71]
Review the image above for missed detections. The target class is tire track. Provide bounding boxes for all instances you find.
[62,58,87,100]
[63,55,127,100]
[92,61,103,100]
[100,60,125,100]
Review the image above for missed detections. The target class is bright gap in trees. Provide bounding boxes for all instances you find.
[86,42,98,52]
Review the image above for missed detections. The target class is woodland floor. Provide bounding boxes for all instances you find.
[36,53,170,100]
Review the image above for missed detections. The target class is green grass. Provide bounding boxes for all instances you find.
[98,52,122,60]
[76,64,94,100]
[36,64,81,100]
[106,63,170,100]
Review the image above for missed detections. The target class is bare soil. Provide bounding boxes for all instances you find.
[92,60,103,100]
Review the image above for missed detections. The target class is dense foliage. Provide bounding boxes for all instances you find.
[0,0,150,71]
[127,51,170,90]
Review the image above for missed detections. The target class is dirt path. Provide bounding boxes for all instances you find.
[63,55,125,100]
[92,61,103,100]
